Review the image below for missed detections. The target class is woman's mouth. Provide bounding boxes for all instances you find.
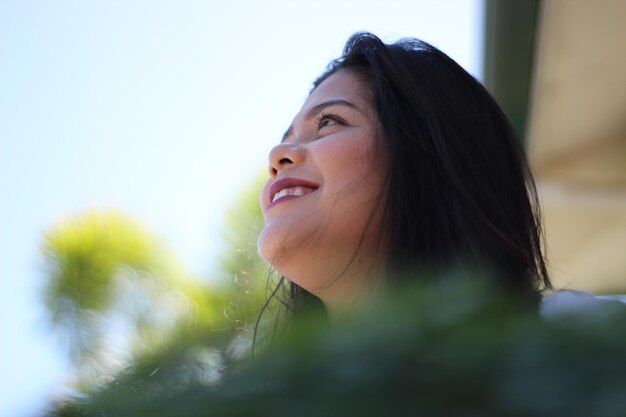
[272,186,314,202]
[268,178,319,208]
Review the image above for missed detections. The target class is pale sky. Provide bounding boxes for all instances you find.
[0,1,483,415]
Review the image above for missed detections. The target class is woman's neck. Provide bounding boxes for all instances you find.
[316,268,387,323]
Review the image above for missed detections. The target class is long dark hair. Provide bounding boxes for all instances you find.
[255,32,551,343]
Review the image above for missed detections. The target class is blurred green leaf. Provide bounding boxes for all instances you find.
[49,276,626,417]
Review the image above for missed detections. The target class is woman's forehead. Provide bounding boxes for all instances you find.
[306,69,372,109]
[281,71,375,143]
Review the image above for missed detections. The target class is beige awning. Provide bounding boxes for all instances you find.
[527,0,626,292]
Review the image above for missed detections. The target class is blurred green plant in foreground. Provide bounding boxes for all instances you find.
[49,277,626,417]
[41,175,269,391]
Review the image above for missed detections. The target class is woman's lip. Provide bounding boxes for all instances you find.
[268,177,319,208]
[266,194,302,210]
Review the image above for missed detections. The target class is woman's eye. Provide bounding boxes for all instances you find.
[319,117,336,128]
[316,112,342,130]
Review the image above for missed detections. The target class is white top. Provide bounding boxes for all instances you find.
[540,289,626,318]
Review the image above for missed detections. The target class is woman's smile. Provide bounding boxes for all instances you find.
[266,177,319,209]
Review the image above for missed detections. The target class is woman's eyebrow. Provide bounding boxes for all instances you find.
[281,99,360,143]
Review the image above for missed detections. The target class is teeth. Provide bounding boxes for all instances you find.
[272,186,309,203]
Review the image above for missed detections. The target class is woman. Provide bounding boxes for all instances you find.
[257,32,551,324]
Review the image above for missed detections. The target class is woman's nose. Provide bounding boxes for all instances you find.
[268,143,306,178]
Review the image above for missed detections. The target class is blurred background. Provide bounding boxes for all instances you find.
[1,0,624,416]
[483,0,626,295]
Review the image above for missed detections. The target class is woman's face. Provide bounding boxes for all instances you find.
[257,69,388,303]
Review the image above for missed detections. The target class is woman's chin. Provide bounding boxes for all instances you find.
[256,227,273,264]
[257,218,309,264]
[257,226,310,285]
[257,225,289,267]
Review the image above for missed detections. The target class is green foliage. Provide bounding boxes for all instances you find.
[40,174,271,392]
[217,172,271,328]
[41,210,229,388]
[43,210,160,314]
[49,277,626,417]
